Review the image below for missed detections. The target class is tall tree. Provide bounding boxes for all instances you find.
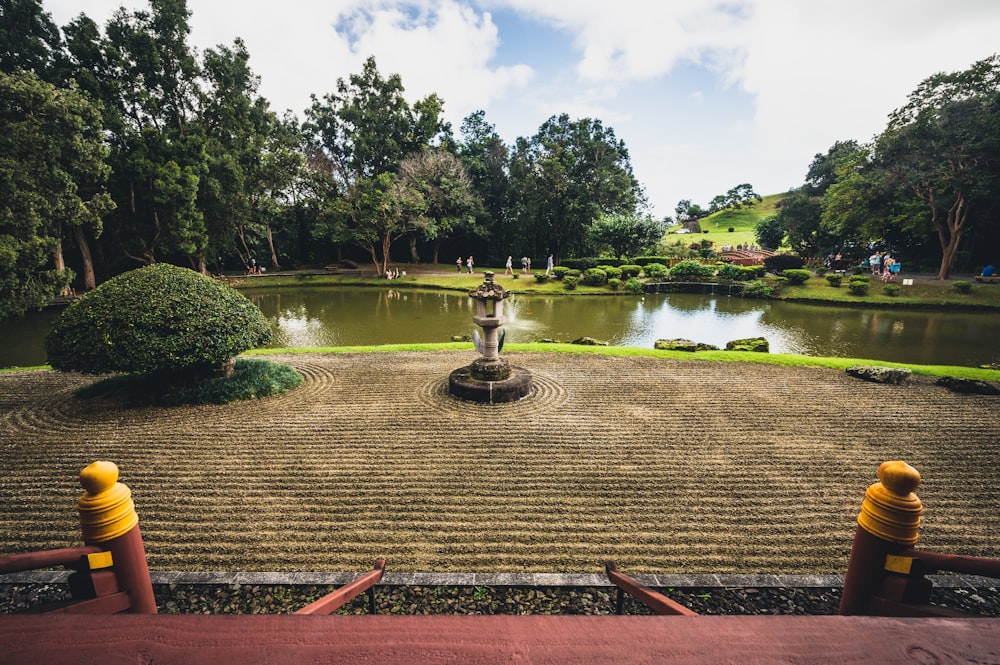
[456,110,508,261]
[873,54,1000,279]
[303,56,449,273]
[398,148,479,264]
[509,114,642,261]
[0,0,62,81]
[587,213,665,259]
[0,70,113,319]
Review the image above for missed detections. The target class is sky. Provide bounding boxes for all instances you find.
[43,0,1000,220]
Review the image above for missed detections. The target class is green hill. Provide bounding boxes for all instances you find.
[667,193,786,248]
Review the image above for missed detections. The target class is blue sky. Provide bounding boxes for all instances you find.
[44,0,1000,220]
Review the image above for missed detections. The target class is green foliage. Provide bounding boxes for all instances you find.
[781,269,812,285]
[826,274,843,287]
[581,267,608,285]
[562,275,578,290]
[742,281,774,299]
[883,284,901,296]
[624,277,644,294]
[46,264,271,375]
[954,280,973,293]
[551,265,571,280]
[587,213,665,258]
[754,214,786,250]
[607,277,622,291]
[642,262,669,279]
[763,253,806,274]
[716,263,757,282]
[597,265,622,280]
[534,273,549,283]
[619,264,642,278]
[848,279,870,296]
[74,358,302,406]
[669,259,715,279]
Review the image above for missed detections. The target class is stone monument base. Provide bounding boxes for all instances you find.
[448,365,533,404]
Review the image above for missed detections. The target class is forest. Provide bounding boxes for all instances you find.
[2,0,998,320]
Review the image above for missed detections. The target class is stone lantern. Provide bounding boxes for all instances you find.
[449,272,532,403]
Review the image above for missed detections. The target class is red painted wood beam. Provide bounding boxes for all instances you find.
[294,559,386,615]
[605,561,698,616]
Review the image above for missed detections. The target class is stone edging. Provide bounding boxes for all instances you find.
[2,570,995,589]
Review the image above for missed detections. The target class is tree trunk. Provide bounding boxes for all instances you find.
[409,235,420,263]
[266,223,281,271]
[924,187,970,280]
[52,234,72,296]
[73,225,97,290]
[432,238,441,265]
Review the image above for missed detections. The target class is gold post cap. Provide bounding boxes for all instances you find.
[857,460,923,545]
[78,461,139,543]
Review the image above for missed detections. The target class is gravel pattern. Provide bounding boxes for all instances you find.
[3,582,999,616]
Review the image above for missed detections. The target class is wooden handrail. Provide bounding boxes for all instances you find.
[294,559,386,615]
[900,548,1000,579]
[605,561,698,616]
[0,546,103,575]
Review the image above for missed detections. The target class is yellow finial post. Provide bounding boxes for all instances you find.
[76,461,157,614]
[839,461,923,615]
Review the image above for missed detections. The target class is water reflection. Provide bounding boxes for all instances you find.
[3,287,999,368]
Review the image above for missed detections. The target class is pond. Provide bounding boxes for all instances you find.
[5,286,998,370]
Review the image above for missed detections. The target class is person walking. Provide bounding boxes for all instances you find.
[456,256,463,272]
[505,256,513,275]
[520,256,528,274]
[546,254,554,276]
[467,256,474,274]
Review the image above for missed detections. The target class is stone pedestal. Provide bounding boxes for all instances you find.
[449,272,532,403]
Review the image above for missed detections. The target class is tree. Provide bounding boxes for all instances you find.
[873,54,1000,279]
[457,110,508,262]
[754,214,785,250]
[674,199,705,222]
[398,149,479,265]
[587,213,665,258]
[509,114,643,262]
[303,56,450,273]
[0,0,62,81]
[713,183,762,216]
[0,70,114,320]
[45,263,270,377]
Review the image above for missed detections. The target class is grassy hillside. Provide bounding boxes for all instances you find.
[667,193,785,249]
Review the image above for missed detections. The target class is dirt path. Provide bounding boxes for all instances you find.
[1,352,997,574]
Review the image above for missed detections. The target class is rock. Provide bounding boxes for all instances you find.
[935,376,1000,395]
[571,336,608,346]
[654,339,719,352]
[846,366,912,384]
[725,337,769,352]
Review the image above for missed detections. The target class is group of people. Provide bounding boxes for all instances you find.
[461,253,555,276]
[457,256,475,273]
[868,251,900,282]
[384,267,404,279]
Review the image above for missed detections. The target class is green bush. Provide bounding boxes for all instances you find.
[581,267,608,286]
[607,277,622,291]
[815,267,827,277]
[624,277,644,294]
[742,280,774,299]
[763,253,805,275]
[781,269,812,285]
[566,268,581,278]
[46,263,271,376]
[562,275,578,290]
[534,273,549,283]
[954,280,972,293]
[669,259,715,279]
[619,264,642,278]
[598,265,622,280]
[642,262,669,279]
[551,265,571,280]
[716,263,761,282]
[848,280,870,295]
[75,358,302,406]
[826,274,843,287]
[849,274,870,284]
[883,284,901,296]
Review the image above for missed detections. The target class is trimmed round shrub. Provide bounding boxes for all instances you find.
[46,263,271,376]
[607,277,622,291]
[781,268,812,285]
[534,273,549,283]
[669,259,715,279]
[642,262,669,279]
[742,280,774,299]
[624,277,644,294]
[883,284,900,296]
[619,264,642,278]
[581,267,608,286]
[562,275,578,290]
[826,274,843,288]
[598,265,622,280]
[848,280,870,295]
[954,280,972,294]
[551,265,571,280]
